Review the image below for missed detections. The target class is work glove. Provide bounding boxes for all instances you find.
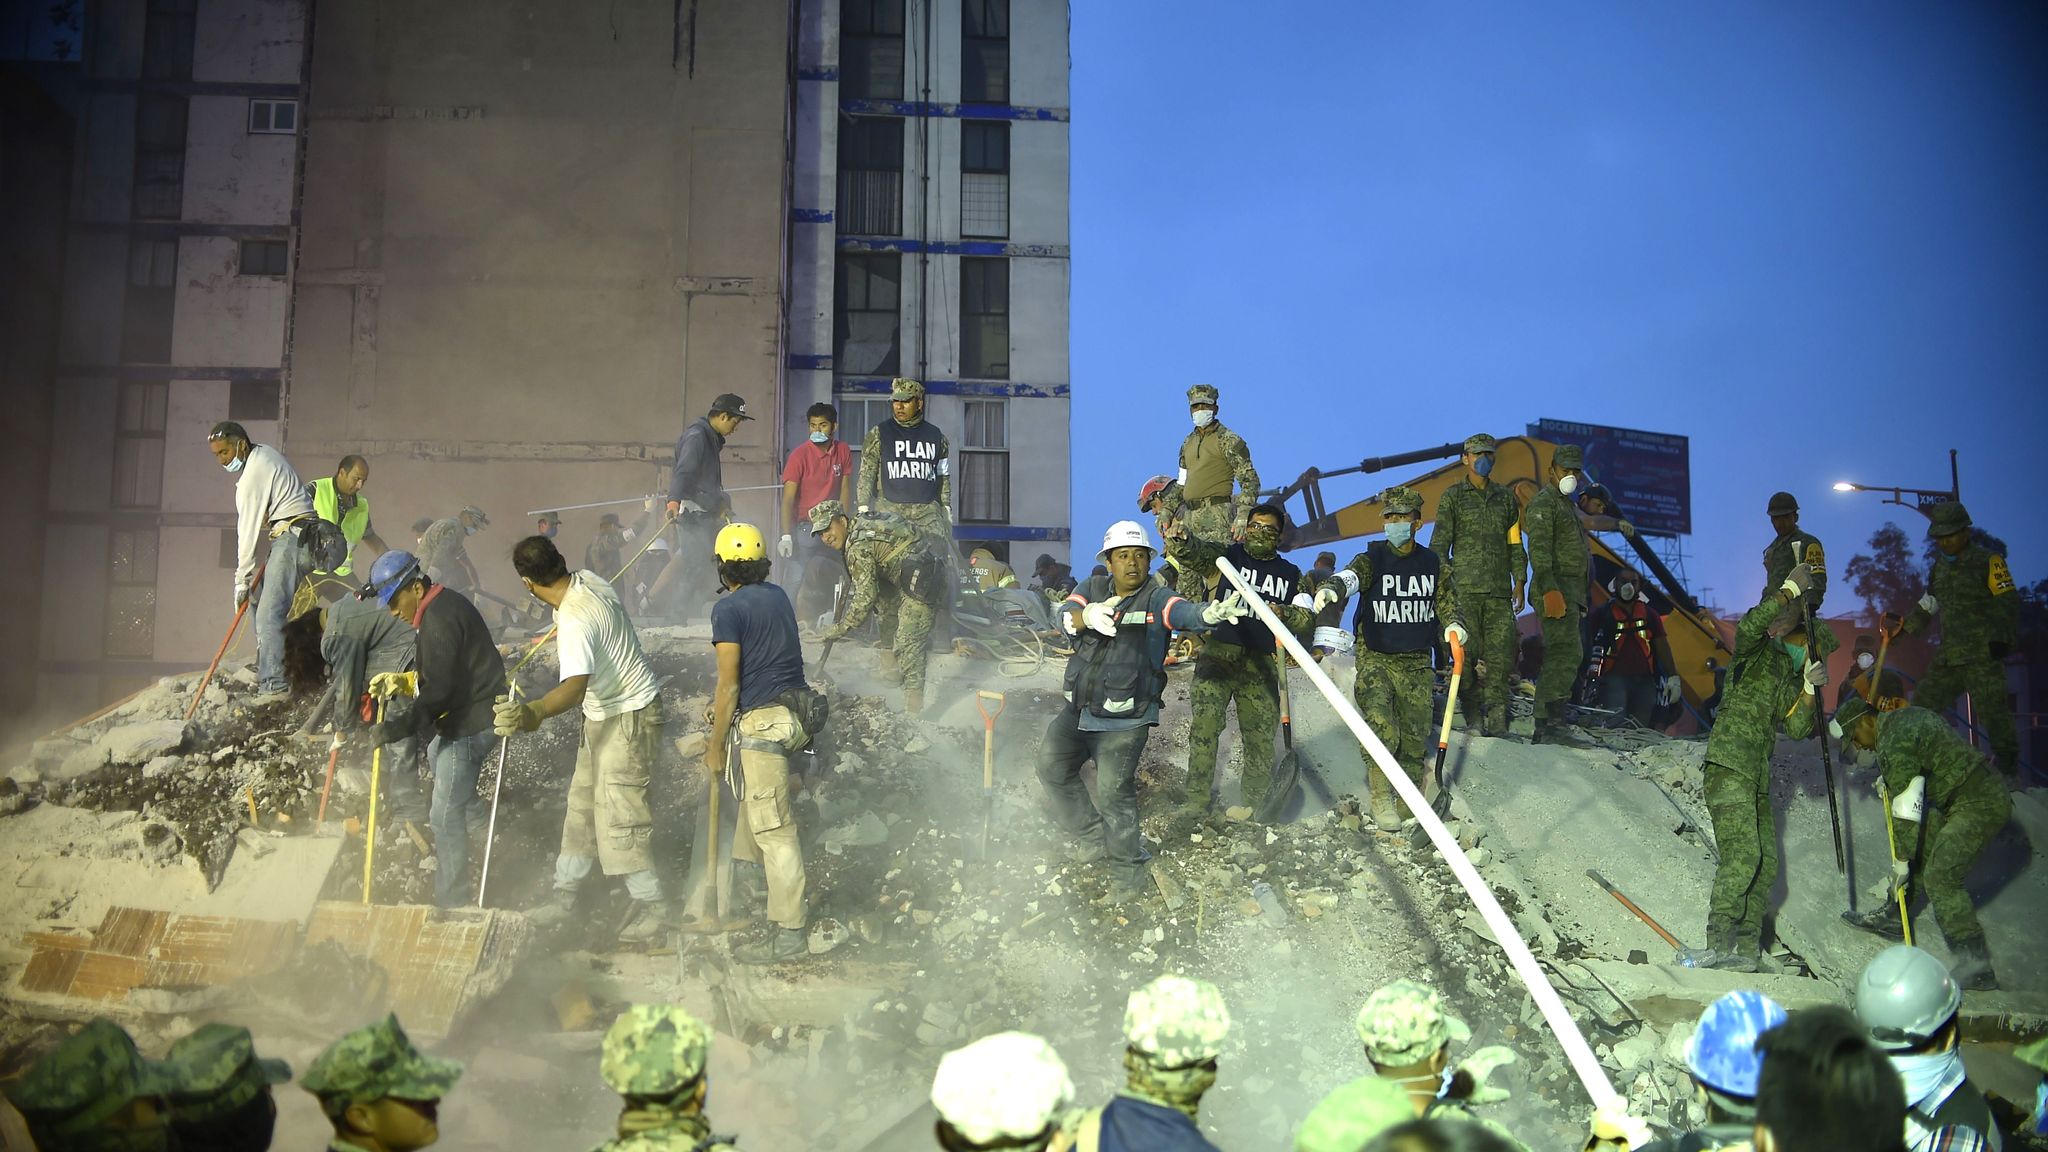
[1312,585,1343,613]
[1918,593,1938,614]
[680,499,706,515]
[1583,1102,1653,1152]
[1201,591,1249,626]
[1779,563,1815,599]
[1059,607,1082,637]
[493,694,541,737]
[1660,674,1682,705]
[1081,598,1123,637]
[1890,856,1912,886]
[1541,589,1567,619]
[1891,775,1926,823]
[367,671,417,700]
[1290,592,1315,611]
[856,504,871,515]
[1617,520,1635,538]
[1802,660,1828,695]
[777,534,793,558]
[1444,622,1470,647]
[1455,1045,1517,1105]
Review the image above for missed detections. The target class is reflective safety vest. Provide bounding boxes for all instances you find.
[310,476,370,576]
[1600,599,1658,673]
[1062,575,1173,721]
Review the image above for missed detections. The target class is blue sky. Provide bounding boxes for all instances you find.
[1068,2,2047,614]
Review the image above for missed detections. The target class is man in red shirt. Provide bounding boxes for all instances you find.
[1592,568,1678,729]
[778,402,852,620]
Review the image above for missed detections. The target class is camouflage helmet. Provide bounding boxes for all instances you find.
[299,1014,461,1118]
[1292,1075,1414,1152]
[1925,500,1971,539]
[1831,693,1875,737]
[1123,974,1231,1068]
[1380,486,1423,518]
[601,1005,712,1096]
[459,504,488,527]
[891,377,925,402]
[2,1018,176,1135]
[1355,980,1470,1067]
[930,1032,1074,1145]
[1551,444,1585,470]
[1766,491,1800,516]
[1186,384,1219,406]
[163,1023,291,1125]
[806,499,849,535]
[1462,433,1497,455]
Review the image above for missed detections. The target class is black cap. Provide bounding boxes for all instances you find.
[709,393,754,421]
[1767,491,1799,516]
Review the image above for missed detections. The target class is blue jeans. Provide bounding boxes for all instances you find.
[255,529,314,693]
[429,729,498,907]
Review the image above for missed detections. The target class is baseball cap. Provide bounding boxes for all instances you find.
[710,393,755,420]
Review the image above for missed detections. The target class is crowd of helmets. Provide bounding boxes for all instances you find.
[6,945,2046,1151]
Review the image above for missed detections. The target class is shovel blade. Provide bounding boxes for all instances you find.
[1256,749,1306,824]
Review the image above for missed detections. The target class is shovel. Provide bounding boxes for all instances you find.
[362,699,384,904]
[975,690,1006,858]
[316,733,343,824]
[1431,637,1467,818]
[1255,641,1306,824]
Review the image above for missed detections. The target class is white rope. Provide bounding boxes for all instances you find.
[1214,558,1624,1113]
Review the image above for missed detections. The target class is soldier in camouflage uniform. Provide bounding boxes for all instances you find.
[3,1018,177,1152]
[1680,565,1832,973]
[1315,487,1467,831]
[1835,697,2012,990]
[1353,980,1527,1149]
[1522,444,1593,745]
[1066,974,1232,1151]
[1429,433,1528,738]
[1759,491,1827,613]
[592,1005,739,1151]
[162,1023,291,1152]
[1293,1075,1415,1152]
[812,499,943,713]
[1157,384,1261,602]
[930,1032,1075,1152]
[857,377,954,565]
[301,1013,462,1152]
[1902,501,2022,777]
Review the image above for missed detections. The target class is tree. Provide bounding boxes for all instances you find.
[1843,522,1924,624]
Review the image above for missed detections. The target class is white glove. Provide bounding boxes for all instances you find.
[1891,775,1926,823]
[678,499,706,515]
[1201,591,1248,626]
[1290,593,1315,611]
[1891,857,1912,885]
[777,535,794,558]
[1081,598,1122,637]
[233,584,249,612]
[1312,585,1341,613]
[1444,622,1469,647]
[1918,593,1938,614]
[857,505,871,515]
[1587,1102,1654,1150]
[1802,660,1827,695]
[1661,674,1682,704]
[815,610,835,632]
[1060,607,1082,637]
[1828,718,1844,741]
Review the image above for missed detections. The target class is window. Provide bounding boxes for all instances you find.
[836,396,895,479]
[240,239,289,276]
[105,528,160,660]
[248,99,298,134]
[959,257,1008,378]
[132,94,188,220]
[960,398,1009,523]
[123,238,177,362]
[842,0,904,100]
[836,117,903,236]
[962,0,1009,103]
[229,380,281,421]
[141,0,196,81]
[961,121,1009,237]
[113,382,168,510]
[835,253,901,377]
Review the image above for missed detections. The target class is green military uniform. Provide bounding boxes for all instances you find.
[1429,434,1527,736]
[3,1018,178,1152]
[162,1023,291,1147]
[1352,981,1529,1152]
[1523,445,1590,729]
[1185,532,1314,816]
[1695,587,1829,965]
[815,501,940,694]
[300,1014,462,1152]
[1760,492,1826,614]
[594,1005,738,1151]
[856,378,953,562]
[1903,502,2021,774]
[1159,384,1260,601]
[1294,1076,1415,1152]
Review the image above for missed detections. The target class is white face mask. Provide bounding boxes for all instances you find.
[222,455,245,474]
[1856,652,1875,670]
[1192,409,1215,429]
[1558,474,1580,496]
[810,430,831,444]
[1892,1050,1967,1110]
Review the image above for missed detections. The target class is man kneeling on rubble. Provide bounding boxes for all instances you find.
[497,536,676,947]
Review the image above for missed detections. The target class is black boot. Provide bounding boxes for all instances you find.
[1841,905,1906,942]
[1949,937,1999,991]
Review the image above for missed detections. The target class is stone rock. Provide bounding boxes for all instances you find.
[99,720,189,766]
[820,811,889,855]
[1457,822,1485,851]
[1465,845,1493,869]
[673,731,708,760]
[142,756,179,780]
[56,745,110,782]
[1611,1030,1659,1074]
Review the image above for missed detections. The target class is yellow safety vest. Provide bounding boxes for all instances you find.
[310,476,369,576]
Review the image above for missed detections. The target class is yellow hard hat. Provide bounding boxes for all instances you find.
[714,522,767,562]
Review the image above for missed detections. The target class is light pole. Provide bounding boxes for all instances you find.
[1832,449,1960,519]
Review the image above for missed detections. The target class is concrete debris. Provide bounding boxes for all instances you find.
[819,811,890,855]
[98,720,191,767]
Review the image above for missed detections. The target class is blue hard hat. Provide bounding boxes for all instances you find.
[1685,990,1787,1099]
[364,550,423,607]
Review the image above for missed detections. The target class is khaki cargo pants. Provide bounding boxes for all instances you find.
[560,699,664,877]
[732,703,808,930]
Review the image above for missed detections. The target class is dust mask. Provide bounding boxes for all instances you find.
[1856,652,1875,670]
[1558,474,1580,496]
[1192,410,1215,429]
[542,524,558,539]
[223,456,245,474]
[1472,456,1494,478]
[1618,582,1637,601]
[1892,1050,1966,1112]
[1385,522,1414,548]
[810,430,831,444]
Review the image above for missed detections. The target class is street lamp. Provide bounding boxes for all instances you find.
[1832,449,1960,518]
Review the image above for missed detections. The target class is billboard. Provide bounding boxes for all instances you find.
[1528,419,1691,537]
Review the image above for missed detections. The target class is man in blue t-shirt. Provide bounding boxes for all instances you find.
[702,522,814,964]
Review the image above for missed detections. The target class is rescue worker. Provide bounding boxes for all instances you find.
[593,1005,738,1151]
[1835,697,2011,990]
[1138,473,1194,593]
[654,393,751,623]
[1314,487,1467,831]
[1039,522,1246,902]
[1637,991,1786,1152]
[1522,444,1592,745]
[1184,502,1315,821]
[1155,384,1261,602]
[1679,563,1830,972]
[1293,1075,1416,1152]
[536,510,562,539]
[210,420,324,705]
[3,1018,176,1152]
[1353,980,1525,1147]
[282,591,430,829]
[498,536,675,947]
[1590,569,1678,729]
[704,523,818,965]
[1429,434,1528,738]
[813,499,942,714]
[1901,501,2021,778]
[1575,483,1637,538]
[1759,491,1826,614]
[1065,975,1231,1151]
[310,454,388,583]
[857,377,954,563]
[1854,945,2003,1149]
[930,1032,1075,1152]
[1753,1006,1907,1152]
[967,547,1018,591]
[778,401,853,608]
[162,1023,292,1152]
[588,512,626,577]
[1031,553,1076,600]
[1837,632,1910,715]
[417,505,488,598]
[301,1014,461,1152]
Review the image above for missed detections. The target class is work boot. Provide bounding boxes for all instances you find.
[1841,905,1906,942]
[1368,775,1403,833]
[734,926,808,965]
[525,886,583,931]
[1948,938,1999,991]
[1068,838,1106,865]
[903,686,924,715]
[245,689,290,708]
[877,651,903,685]
[1676,941,1759,973]
[616,899,679,946]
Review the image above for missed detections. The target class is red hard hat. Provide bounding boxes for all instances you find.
[1137,475,1173,511]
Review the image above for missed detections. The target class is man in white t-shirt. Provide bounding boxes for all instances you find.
[495,535,673,945]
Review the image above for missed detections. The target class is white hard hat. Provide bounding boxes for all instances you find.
[931,1032,1074,1145]
[1097,519,1157,564]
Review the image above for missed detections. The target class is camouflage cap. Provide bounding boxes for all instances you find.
[459,504,488,526]
[1186,383,1219,406]
[1292,1075,1414,1152]
[601,1005,712,1096]
[1462,433,1497,455]
[1355,980,1470,1066]
[1925,500,1971,539]
[1766,491,1800,516]
[1380,486,1423,517]
[806,499,849,535]
[2,1019,176,1132]
[930,1032,1074,1145]
[891,377,925,402]
[1832,694,1875,733]
[299,1014,461,1117]
[1123,974,1231,1068]
[1551,444,1585,470]
[162,1024,291,1125]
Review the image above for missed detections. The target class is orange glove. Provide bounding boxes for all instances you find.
[1541,589,1567,619]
